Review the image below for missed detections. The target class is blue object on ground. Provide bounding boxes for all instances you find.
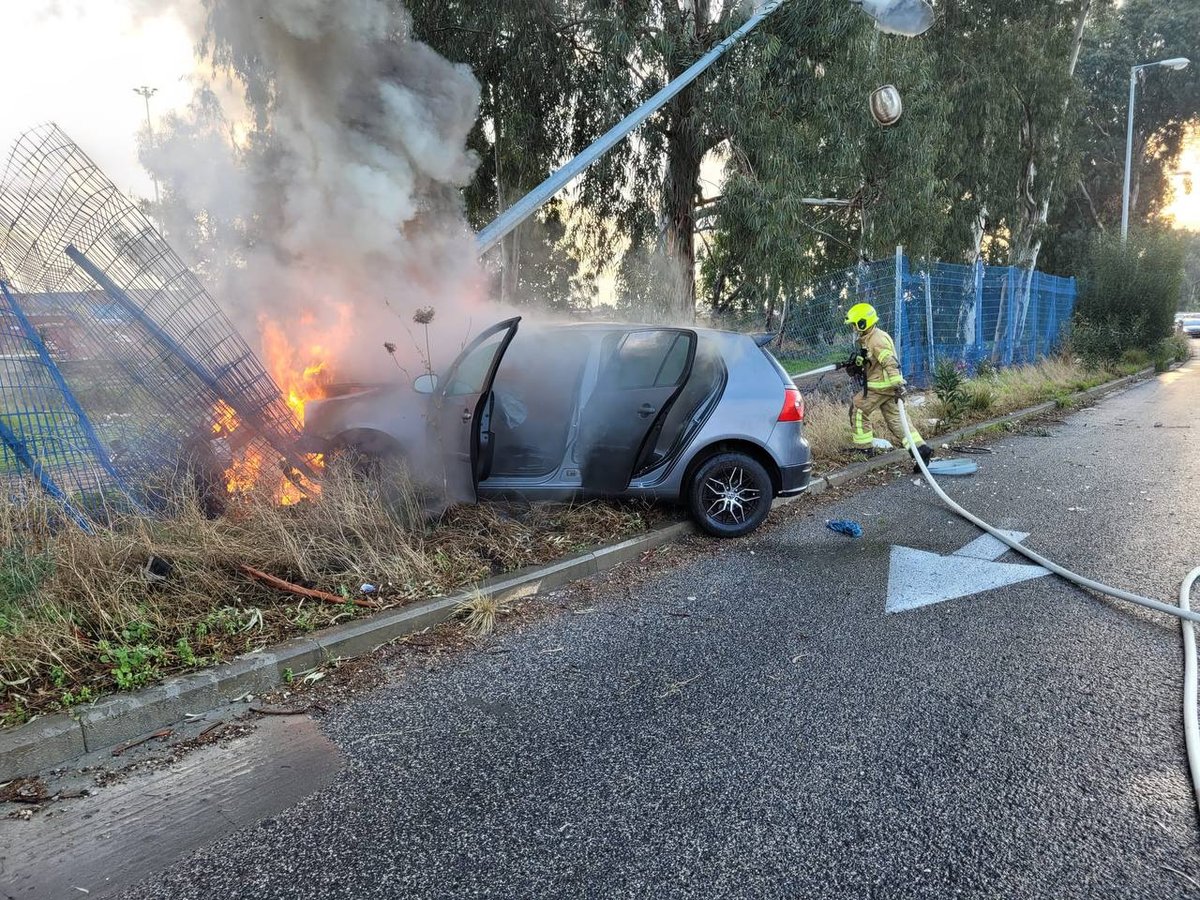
[827,519,863,538]
[927,458,979,477]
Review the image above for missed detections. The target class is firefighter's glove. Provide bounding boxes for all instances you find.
[895,384,908,398]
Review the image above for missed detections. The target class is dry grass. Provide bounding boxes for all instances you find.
[800,392,852,463]
[455,590,511,637]
[0,459,654,723]
[801,391,935,468]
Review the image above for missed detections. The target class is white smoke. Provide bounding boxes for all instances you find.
[139,0,490,381]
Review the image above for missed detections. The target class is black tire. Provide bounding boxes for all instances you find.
[687,451,773,538]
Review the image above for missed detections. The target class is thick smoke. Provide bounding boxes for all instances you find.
[139,0,490,382]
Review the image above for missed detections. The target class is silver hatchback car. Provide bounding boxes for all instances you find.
[302,318,812,537]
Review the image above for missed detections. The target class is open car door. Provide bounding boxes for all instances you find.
[430,317,520,502]
[578,328,695,494]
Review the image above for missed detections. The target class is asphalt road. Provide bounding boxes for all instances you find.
[115,359,1200,898]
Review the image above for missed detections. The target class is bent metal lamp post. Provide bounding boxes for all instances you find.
[476,0,936,255]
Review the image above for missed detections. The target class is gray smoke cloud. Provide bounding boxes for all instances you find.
[139,0,490,384]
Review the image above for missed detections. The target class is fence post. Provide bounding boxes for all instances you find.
[1030,272,1041,358]
[894,245,904,367]
[924,272,935,379]
[973,259,984,356]
[1004,266,1017,365]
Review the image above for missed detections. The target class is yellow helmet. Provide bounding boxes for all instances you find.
[845,302,879,333]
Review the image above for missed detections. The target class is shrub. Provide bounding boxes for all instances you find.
[1161,332,1192,364]
[932,359,969,425]
[1073,229,1185,364]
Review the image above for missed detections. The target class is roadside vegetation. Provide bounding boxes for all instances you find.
[0,461,654,725]
[1072,229,1190,369]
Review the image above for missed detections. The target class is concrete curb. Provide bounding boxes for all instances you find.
[0,521,694,780]
[0,369,1153,779]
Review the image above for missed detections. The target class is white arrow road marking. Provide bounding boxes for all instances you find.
[952,530,1031,562]
[887,533,1050,614]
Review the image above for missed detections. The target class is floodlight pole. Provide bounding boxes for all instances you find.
[1121,57,1190,243]
[133,86,161,210]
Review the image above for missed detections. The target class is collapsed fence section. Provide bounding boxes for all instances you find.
[0,125,315,519]
[778,249,1076,385]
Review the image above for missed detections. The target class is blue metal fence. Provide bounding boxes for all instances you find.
[779,249,1077,385]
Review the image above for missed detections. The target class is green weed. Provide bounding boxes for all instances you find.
[97,640,164,691]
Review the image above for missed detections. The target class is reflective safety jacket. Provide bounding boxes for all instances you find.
[856,326,904,393]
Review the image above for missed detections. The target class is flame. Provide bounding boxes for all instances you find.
[206,312,346,505]
[261,318,331,427]
[212,400,239,436]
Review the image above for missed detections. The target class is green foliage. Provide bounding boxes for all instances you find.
[0,547,50,609]
[973,358,999,380]
[1156,333,1191,371]
[143,0,1195,321]
[287,606,317,633]
[121,620,154,644]
[963,380,998,415]
[2,699,30,728]
[1072,228,1186,363]
[58,686,94,709]
[933,359,970,425]
[175,638,204,668]
[97,640,164,691]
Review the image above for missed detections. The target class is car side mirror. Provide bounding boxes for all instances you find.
[413,373,439,394]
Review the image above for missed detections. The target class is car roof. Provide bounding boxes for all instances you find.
[520,321,756,340]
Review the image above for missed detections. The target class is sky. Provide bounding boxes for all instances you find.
[0,2,196,200]
[1163,124,1200,231]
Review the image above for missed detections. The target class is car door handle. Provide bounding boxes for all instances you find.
[638,403,657,418]
[462,408,472,423]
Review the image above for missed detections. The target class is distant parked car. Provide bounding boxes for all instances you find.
[302,319,812,537]
[1176,313,1200,338]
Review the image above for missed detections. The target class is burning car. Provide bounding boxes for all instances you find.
[301,319,812,537]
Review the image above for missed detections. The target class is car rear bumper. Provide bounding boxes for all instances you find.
[777,461,813,496]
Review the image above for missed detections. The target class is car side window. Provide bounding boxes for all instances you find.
[445,330,509,397]
[606,331,692,390]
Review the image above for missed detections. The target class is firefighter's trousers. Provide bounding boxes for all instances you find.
[850,389,924,449]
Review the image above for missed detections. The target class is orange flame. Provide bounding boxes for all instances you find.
[207,313,343,505]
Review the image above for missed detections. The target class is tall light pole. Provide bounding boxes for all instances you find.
[133,85,161,210]
[1121,57,1190,243]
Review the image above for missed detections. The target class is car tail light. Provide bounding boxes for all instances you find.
[777,385,804,422]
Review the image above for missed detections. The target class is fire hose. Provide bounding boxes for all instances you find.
[896,396,1200,809]
[791,362,1200,807]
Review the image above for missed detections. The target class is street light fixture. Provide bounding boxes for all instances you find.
[132,86,161,211]
[1121,57,1191,242]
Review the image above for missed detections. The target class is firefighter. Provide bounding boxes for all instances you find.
[842,302,934,468]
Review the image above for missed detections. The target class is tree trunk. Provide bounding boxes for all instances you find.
[1130,136,1145,227]
[1008,0,1091,274]
[660,0,707,322]
[1006,0,1092,353]
[663,91,702,321]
